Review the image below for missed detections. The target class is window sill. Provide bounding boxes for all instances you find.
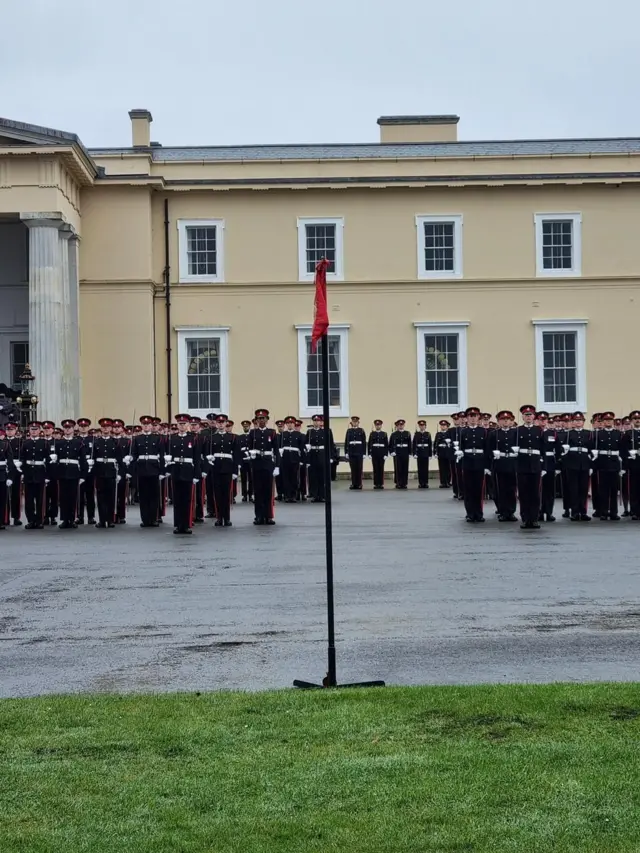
[178,277,224,285]
[418,272,463,281]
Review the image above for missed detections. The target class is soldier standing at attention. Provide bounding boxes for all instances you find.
[456,407,488,522]
[225,420,239,503]
[367,419,388,490]
[0,427,17,530]
[92,417,123,529]
[590,414,602,517]
[167,413,202,534]
[248,409,280,525]
[412,420,433,489]
[306,414,335,502]
[593,411,622,521]
[295,420,308,501]
[510,405,545,529]
[278,416,304,502]
[129,415,165,528]
[537,411,560,522]
[112,419,130,523]
[390,419,412,489]
[41,420,58,525]
[446,414,462,500]
[622,410,640,519]
[619,417,631,516]
[6,420,23,525]
[237,419,253,503]
[344,415,366,490]
[274,420,285,501]
[189,417,205,523]
[20,420,49,530]
[433,420,451,488]
[76,417,96,525]
[561,411,593,522]
[54,419,89,529]
[489,410,518,522]
[204,413,239,526]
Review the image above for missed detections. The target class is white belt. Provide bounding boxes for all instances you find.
[349,441,363,445]
[464,449,484,455]
[0,461,6,467]
[213,452,234,459]
[137,454,159,460]
[371,443,385,447]
[569,447,589,453]
[59,459,79,465]
[495,451,516,458]
[518,449,541,455]
[254,451,273,457]
[96,457,117,463]
[395,444,409,448]
[26,460,46,466]
[173,457,194,464]
[310,446,325,451]
[599,450,620,456]
[280,446,300,453]
[545,452,555,457]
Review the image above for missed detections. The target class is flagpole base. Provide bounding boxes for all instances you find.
[293,678,385,690]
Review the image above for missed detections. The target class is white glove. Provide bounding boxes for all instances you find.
[192,478,199,485]
[87,459,94,470]
[232,474,238,480]
[14,460,22,470]
[124,455,133,465]
[591,449,599,460]
[79,479,85,485]
[555,469,561,476]
[116,475,121,483]
[562,444,570,454]
[620,470,626,477]
[6,479,12,486]
[201,471,207,479]
[126,473,132,480]
[390,452,396,457]
[589,469,593,476]
[206,454,215,463]
[49,454,58,463]
[249,450,257,458]
[455,451,463,462]
[511,446,519,454]
[159,474,165,480]
[484,469,491,476]
[629,449,637,458]
[164,454,172,464]
[273,467,280,477]
[541,470,546,477]
[492,450,501,459]
[445,438,451,445]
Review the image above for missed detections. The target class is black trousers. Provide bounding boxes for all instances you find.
[172,477,194,530]
[628,470,640,517]
[416,456,430,487]
[437,456,451,486]
[253,467,274,520]
[348,456,363,488]
[96,476,117,524]
[621,470,629,510]
[46,479,58,520]
[540,469,556,517]
[116,477,128,521]
[275,472,283,499]
[517,472,541,523]
[597,469,620,518]
[462,467,484,519]
[24,481,46,524]
[213,472,233,522]
[139,475,160,526]
[194,478,205,520]
[494,471,517,518]
[308,454,325,500]
[0,481,7,526]
[560,469,570,511]
[10,473,21,520]
[371,455,385,488]
[591,471,600,515]
[567,469,589,517]
[280,455,299,501]
[241,463,253,499]
[59,479,80,524]
[78,475,95,520]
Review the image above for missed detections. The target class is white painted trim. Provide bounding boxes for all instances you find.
[415,322,468,416]
[297,217,344,282]
[533,320,587,413]
[415,214,463,280]
[296,324,349,418]
[534,212,582,278]
[177,219,225,284]
[176,326,230,418]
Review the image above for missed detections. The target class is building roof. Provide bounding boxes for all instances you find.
[88,137,640,162]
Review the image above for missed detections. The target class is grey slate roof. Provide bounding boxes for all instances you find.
[0,117,80,145]
[88,137,640,162]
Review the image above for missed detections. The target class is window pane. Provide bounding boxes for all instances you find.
[424,221,455,272]
[424,334,459,406]
[186,337,221,409]
[541,331,577,403]
[305,334,341,409]
[10,341,29,389]
[305,224,336,274]
[541,221,573,270]
[187,226,217,276]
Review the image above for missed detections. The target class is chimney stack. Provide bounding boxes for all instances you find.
[129,109,153,148]
[377,115,459,144]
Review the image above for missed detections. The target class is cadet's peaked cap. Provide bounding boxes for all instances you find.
[602,411,615,419]
[520,405,536,415]
[28,420,42,428]
[439,419,450,426]
[61,419,76,428]
[175,413,190,423]
[189,417,201,424]
[481,413,492,419]
[496,410,513,420]
[215,414,227,422]
[285,416,296,423]
[312,414,323,422]
[374,419,383,424]
[241,419,251,426]
[629,410,640,419]
[573,411,585,419]
[206,413,217,421]
[112,419,125,427]
[255,408,269,418]
[227,420,234,426]
[395,419,405,425]
[42,420,55,429]
[536,411,549,419]
[140,415,154,424]
[77,417,91,427]
[152,417,162,424]
[276,420,285,426]
[417,419,426,426]
[465,406,480,416]
[98,417,113,427]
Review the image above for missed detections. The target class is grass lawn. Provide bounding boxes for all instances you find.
[1,683,639,852]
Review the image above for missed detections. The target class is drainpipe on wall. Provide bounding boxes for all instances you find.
[164,197,172,422]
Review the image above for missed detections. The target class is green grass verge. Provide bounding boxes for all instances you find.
[1,683,639,852]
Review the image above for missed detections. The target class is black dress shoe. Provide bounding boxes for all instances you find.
[570,515,580,522]
[507,515,518,522]
[546,515,556,522]
[214,520,223,527]
[622,510,630,517]
[224,520,232,527]
[13,519,22,527]
[0,525,5,531]
[108,523,116,528]
[43,518,50,526]
[520,522,528,529]
[610,515,620,521]
[173,527,180,534]
[476,516,485,523]
[151,521,159,527]
[76,519,84,525]
[194,517,204,524]
[531,522,541,529]
[266,519,276,525]
[205,512,215,518]
[631,515,639,521]
[580,515,591,522]
[241,497,248,503]
[118,519,127,525]
[25,523,35,530]
[562,511,570,518]
[88,518,96,526]
[253,518,263,525]
[95,522,106,529]
[599,515,608,521]
[59,521,69,530]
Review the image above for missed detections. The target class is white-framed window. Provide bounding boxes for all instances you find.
[297,217,344,282]
[10,340,29,389]
[415,322,469,416]
[533,319,587,412]
[416,215,463,279]
[295,324,350,418]
[177,219,225,283]
[534,213,582,277]
[176,326,230,417]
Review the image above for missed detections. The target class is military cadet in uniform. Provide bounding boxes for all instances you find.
[0,427,17,530]
[537,411,559,522]
[390,419,412,489]
[129,415,165,528]
[489,410,518,522]
[412,420,432,488]
[344,416,367,490]
[204,413,239,526]
[446,414,463,500]
[76,417,96,525]
[367,419,388,490]
[6,420,22,525]
[456,407,488,522]
[237,420,253,503]
[167,413,202,534]
[278,416,305,502]
[112,418,130,523]
[510,405,544,529]
[590,414,602,517]
[433,420,451,488]
[247,408,280,525]
[201,413,217,516]
[555,414,571,517]
[187,416,205,523]
[620,417,631,516]
[54,419,89,529]
[622,410,640,519]
[92,417,123,528]
[294,420,308,501]
[562,411,593,522]
[593,411,622,520]
[20,421,51,529]
[306,414,335,502]
[481,414,495,500]
[274,420,285,501]
[41,420,58,525]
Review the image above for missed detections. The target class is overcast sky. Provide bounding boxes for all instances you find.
[2,0,638,148]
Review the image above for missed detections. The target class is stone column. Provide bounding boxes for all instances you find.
[21,212,75,424]
[67,234,81,416]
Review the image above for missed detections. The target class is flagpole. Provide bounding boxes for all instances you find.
[321,331,337,687]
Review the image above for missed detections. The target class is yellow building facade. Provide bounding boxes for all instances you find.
[0,111,639,436]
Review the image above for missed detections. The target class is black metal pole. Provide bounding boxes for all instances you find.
[321,333,337,688]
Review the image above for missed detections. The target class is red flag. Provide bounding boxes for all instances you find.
[311,257,330,353]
